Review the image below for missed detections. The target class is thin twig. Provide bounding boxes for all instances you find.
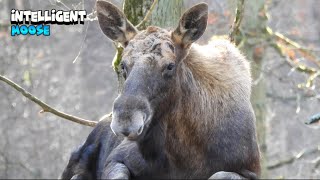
[313,157,320,172]
[267,145,320,169]
[273,30,320,68]
[73,21,90,63]
[267,27,320,69]
[136,0,158,30]
[270,41,318,74]
[56,0,71,10]
[306,112,320,125]
[229,0,244,43]
[0,75,97,127]
[305,71,320,88]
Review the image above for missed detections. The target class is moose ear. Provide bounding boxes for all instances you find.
[172,3,208,48]
[96,0,138,46]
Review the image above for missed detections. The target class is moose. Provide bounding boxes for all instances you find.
[61,1,261,179]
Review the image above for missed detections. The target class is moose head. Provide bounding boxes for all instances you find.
[96,0,208,140]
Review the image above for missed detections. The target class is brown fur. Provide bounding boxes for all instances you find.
[166,38,260,176]
[113,27,260,178]
[61,1,261,179]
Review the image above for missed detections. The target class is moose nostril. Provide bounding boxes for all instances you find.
[137,125,144,135]
[121,129,130,137]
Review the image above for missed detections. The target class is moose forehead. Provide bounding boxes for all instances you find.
[122,26,176,65]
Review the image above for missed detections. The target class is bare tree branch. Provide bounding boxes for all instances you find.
[229,0,244,43]
[313,157,320,172]
[272,29,320,68]
[267,27,320,75]
[265,26,320,91]
[136,0,159,30]
[306,112,320,125]
[267,145,320,169]
[0,75,97,127]
[73,21,90,63]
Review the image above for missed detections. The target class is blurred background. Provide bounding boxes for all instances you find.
[0,0,319,178]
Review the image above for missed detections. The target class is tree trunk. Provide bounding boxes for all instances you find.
[238,0,268,178]
[150,0,184,28]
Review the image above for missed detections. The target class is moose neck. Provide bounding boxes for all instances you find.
[137,110,167,162]
[137,59,212,170]
[136,92,180,167]
[167,61,210,145]
[136,47,216,168]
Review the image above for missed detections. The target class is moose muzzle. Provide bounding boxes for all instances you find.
[111,95,151,140]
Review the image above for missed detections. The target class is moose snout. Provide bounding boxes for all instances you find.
[110,111,145,140]
[111,95,151,140]
[110,112,145,139]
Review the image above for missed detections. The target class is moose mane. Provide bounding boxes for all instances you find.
[181,39,252,123]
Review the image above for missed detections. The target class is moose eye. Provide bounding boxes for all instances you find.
[163,63,176,79]
[167,43,175,53]
[167,63,175,71]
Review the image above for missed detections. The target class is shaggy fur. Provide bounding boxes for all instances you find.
[61,1,261,179]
